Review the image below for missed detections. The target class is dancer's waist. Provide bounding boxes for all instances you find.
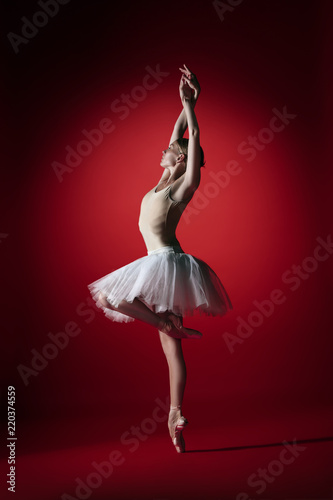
[147,245,184,256]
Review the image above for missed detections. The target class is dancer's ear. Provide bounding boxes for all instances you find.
[176,154,185,164]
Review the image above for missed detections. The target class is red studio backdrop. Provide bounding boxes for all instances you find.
[2,1,333,500]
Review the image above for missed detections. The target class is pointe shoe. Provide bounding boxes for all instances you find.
[173,416,188,453]
[169,405,189,453]
[167,313,183,330]
[160,316,202,340]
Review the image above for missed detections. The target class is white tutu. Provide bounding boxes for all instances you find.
[87,245,233,323]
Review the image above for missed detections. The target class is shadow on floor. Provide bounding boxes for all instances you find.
[186,435,333,453]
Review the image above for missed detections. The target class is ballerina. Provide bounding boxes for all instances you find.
[88,64,233,453]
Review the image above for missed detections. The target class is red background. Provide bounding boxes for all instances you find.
[2,1,333,499]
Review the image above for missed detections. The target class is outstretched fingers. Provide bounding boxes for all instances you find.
[179,65,200,95]
[183,63,194,78]
[179,63,193,78]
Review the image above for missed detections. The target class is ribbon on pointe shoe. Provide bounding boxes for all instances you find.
[166,314,203,340]
[173,417,188,453]
[167,313,183,330]
[169,405,188,453]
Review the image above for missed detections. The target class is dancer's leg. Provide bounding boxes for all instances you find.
[158,329,187,408]
[98,292,202,339]
[99,292,163,329]
[158,325,187,443]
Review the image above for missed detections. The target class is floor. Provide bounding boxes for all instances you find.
[2,405,333,500]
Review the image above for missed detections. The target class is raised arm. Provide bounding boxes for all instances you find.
[179,74,201,193]
[169,64,200,145]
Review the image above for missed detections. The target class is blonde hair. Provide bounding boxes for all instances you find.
[176,138,205,167]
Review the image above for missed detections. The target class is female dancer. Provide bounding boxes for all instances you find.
[88,65,233,453]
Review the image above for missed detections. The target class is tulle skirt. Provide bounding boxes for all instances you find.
[87,245,233,323]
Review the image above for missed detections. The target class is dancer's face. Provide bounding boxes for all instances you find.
[160,141,182,167]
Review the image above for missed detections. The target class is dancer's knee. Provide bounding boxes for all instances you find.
[98,292,111,309]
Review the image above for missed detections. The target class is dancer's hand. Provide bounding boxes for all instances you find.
[179,64,201,103]
[179,75,193,105]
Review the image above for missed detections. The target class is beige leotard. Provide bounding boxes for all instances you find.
[138,178,192,253]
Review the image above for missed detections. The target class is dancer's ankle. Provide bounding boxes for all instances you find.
[158,319,171,333]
